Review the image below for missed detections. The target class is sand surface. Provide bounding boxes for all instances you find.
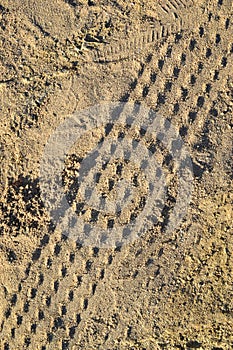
[0,0,232,349]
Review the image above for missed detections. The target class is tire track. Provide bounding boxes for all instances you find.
[68,6,233,348]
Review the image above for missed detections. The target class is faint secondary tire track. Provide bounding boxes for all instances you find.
[93,19,183,63]
[91,0,231,65]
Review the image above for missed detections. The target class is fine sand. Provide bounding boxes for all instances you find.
[0,1,232,349]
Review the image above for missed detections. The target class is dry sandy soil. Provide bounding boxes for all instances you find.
[0,0,233,349]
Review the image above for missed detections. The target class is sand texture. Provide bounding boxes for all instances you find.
[0,0,233,349]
